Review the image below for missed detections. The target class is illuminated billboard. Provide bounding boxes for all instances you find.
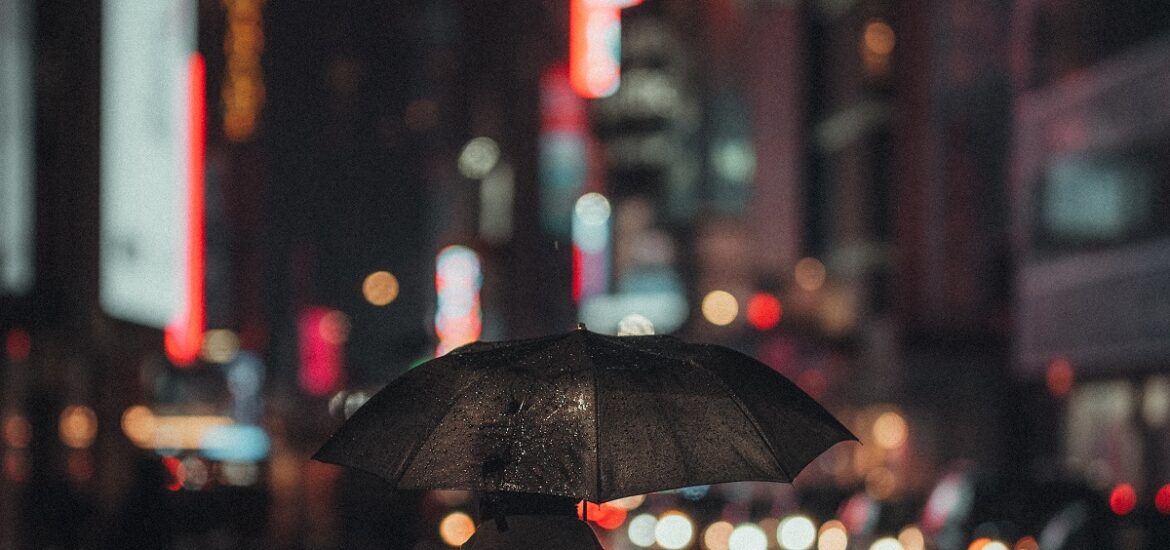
[100,0,199,332]
[0,0,34,295]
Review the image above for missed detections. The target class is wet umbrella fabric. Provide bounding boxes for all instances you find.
[313,327,856,503]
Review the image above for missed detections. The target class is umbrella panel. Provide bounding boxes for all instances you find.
[314,329,855,502]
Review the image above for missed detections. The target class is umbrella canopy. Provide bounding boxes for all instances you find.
[314,326,856,503]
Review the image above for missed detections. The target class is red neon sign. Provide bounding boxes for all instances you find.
[164,53,206,367]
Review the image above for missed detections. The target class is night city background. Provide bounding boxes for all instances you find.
[2,0,1170,548]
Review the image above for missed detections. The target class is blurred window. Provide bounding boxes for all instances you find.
[1032,138,1170,253]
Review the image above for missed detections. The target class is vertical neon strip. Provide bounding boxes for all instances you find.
[165,53,206,366]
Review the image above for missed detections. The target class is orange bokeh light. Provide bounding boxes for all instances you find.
[578,500,628,530]
[1014,536,1039,550]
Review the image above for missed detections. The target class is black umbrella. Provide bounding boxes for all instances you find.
[313,325,855,503]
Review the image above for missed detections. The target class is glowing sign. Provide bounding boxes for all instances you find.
[572,193,611,302]
[0,0,34,294]
[435,245,483,355]
[569,0,643,98]
[299,307,347,396]
[221,0,265,141]
[164,52,207,366]
[100,0,200,332]
[200,424,270,461]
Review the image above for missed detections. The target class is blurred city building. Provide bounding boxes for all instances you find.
[2,0,1170,548]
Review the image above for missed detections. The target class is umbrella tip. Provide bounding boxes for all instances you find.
[576,322,587,331]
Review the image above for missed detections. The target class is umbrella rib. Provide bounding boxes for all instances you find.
[590,341,604,503]
[689,356,794,482]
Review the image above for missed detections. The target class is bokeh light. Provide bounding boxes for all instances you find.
[182,455,209,490]
[457,136,501,179]
[1142,375,1170,428]
[898,526,925,550]
[617,313,656,336]
[746,292,783,330]
[1156,484,1170,515]
[967,540,991,550]
[873,411,909,449]
[628,513,658,547]
[200,328,240,364]
[439,511,476,547]
[435,245,484,354]
[778,515,816,550]
[794,258,827,292]
[1013,536,1039,550]
[817,520,848,550]
[579,501,628,530]
[702,290,739,326]
[121,405,156,447]
[59,405,98,449]
[703,520,734,550]
[863,20,896,55]
[221,461,260,486]
[655,511,695,549]
[1045,357,1074,397]
[728,522,767,550]
[5,328,32,362]
[318,310,350,345]
[3,415,32,449]
[871,537,904,550]
[162,455,185,491]
[575,192,612,226]
[362,270,400,306]
[1109,483,1137,515]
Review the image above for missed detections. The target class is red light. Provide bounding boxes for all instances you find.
[164,52,207,367]
[541,64,587,133]
[569,0,621,98]
[5,328,31,362]
[1045,357,1074,397]
[572,244,583,303]
[1156,484,1170,515]
[746,293,783,330]
[577,501,628,530]
[162,455,185,491]
[1110,483,1137,516]
[299,307,346,396]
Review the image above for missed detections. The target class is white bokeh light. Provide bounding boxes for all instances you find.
[628,513,658,548]
[778,516,817,550]
[654,513,694,550]
[729,523,768,550]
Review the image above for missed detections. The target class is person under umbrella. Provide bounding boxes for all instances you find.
[458,492,602,550]
[316,325,856,546]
